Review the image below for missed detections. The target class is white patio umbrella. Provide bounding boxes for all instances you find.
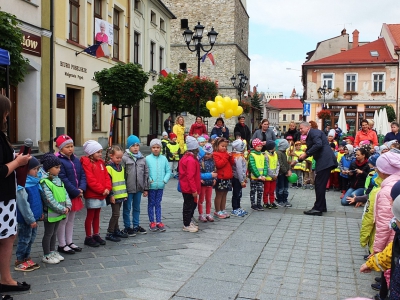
[373,110,379,131]
[380,108,390,136]
[337,108,347,134]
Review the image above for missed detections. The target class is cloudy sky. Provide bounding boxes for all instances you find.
[247,0,400,98]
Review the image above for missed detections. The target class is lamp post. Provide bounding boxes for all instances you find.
[230,70,248,103]
[182,22,218,116]
[318,84,332,128]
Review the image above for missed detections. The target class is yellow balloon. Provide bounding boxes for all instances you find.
[210,107,219,117]
[234,106,243,116]
[231,99,239,110]
[225,109,233,119]
[214,95,223,103]
[223,97,231,106]
[206,101,216,110]
[217,102,225,114]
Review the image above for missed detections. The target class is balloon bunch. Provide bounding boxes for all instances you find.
[206,95,244,118]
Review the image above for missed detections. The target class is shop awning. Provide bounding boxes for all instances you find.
[0,48,10,66]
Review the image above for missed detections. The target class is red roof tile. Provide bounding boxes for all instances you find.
[387,24,400,48]
[268,99,303,109]
[304,38,396,65]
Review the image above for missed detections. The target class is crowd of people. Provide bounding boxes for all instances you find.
[3,95,400,299]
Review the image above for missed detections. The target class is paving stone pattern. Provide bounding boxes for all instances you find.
[11,151,377,299]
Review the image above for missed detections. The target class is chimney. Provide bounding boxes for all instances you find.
[353,29,359,48]
[341,28,346,36]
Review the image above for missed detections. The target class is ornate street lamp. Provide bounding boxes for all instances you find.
[230,71,248,104]
[182,22,218,116]
[318,84,332,109]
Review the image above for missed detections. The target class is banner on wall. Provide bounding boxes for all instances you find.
[94,18,113,46]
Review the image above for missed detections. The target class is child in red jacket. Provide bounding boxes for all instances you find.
[213,137,234,219]
[179,136,201,233]
[80,140,112,247]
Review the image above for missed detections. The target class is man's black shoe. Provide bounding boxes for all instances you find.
[303,209,322,216]
[371,283,381,291]
[375,277,381,283]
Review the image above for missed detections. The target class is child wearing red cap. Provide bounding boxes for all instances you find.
[55,135,86,254]
[248,138,268,211]
[166,133,181,179]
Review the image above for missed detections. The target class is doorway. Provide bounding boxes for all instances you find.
[66,87,82,146]
[131,103,140,137]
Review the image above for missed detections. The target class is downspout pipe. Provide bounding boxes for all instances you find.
[49,0,54,152]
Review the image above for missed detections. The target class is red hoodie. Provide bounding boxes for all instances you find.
[80,156,112,200]
[179,152,201,194]
[213,151,234,179]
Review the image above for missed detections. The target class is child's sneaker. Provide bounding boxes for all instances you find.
[251,205,259,211]
[302,185,307,190]
[270,203,278,209]
[206,214,214,222]
[14,261,33,272]
[263,203,270,209]
[156,222,166,232]
[183,225,198,233]
[25,258,40,270]
[239,208,248,215]
[257,204,264,211]
[106,233,121,242]
[133,226,147,235]
[93,235,106,245]
[42,254,59,264]
[191,217,198,226]
[198,215,207,222]
[149,222,158,232]
[222,210,230,218]
[114,229,129,238]
[52,251,64,261]
[309,185,314,190]
[190,221,199,228]
[231,209,240,217]
[284,201,293,207]
[123,227,137,237]
[84,236,100,247]
[216,211,226,219]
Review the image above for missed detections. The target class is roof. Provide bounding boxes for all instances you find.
[303,38,397,65]
[386,24,400,49]
[156,0,177,19]
[268,99,303,109]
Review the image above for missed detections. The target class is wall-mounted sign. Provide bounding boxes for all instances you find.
[57,94,65,109]
[21,31,41,57]
[365,105,382,109]
[330,105,357,110]
[95,18,113,46]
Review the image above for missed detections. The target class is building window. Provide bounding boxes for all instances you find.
[322,73,334,89]
[291,114,295,121]
[160,18,165,31]
[150,41,155,71]
[299,114,302,121]
[283,114,286,121]
[373,73,385,92]
[69,0,79,42]
[93,0,102,43]
[283,126,286,132]
[134,0,141,11]
[345,73,357,92]
[92,92,101,131]
[113,9,120,59]
[150,11,156,24]
[134,31,140,64]
[159,47,164,72]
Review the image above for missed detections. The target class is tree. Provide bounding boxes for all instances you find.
[380,104,396,122]
[0,11,29,88]
[94,63,149,107]
[251,91,263,111]
[150,74,218,117]
[149,73,186,115]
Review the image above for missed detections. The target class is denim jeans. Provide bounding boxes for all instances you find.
[16,223,37,261]
[341,187,365,206]
[123,192,142,229]
[276,174,289,203]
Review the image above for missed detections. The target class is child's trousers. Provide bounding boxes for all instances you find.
[231,177,243,210]
[16,223,37,261]
[42,220,60,255]
[148,189,163,223]
[263,180,277,204]
[250,180,263,206]
[198,186,212,215]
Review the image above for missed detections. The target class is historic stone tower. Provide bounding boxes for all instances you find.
[163,0,250,128]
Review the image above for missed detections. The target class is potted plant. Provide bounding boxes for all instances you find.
[317,109,331,120]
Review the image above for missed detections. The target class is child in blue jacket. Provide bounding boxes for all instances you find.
[15,157,43,272]
[146,139,171,232]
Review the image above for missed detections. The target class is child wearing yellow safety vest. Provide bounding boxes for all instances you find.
[105,145,128,242]
[161,132,169,155]
[248,139,268,211]
[166,133,181,178]
[263,141,280,209]
[40,153,72,264]
[290,141,305,188]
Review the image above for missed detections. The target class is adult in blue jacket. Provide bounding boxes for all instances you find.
[384,121,400,143]
[297,121,338,216]
[210,118,229,139]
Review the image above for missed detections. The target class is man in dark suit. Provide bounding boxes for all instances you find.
[297,121,338,216]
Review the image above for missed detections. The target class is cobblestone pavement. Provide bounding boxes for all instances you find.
[9,149,377,300]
